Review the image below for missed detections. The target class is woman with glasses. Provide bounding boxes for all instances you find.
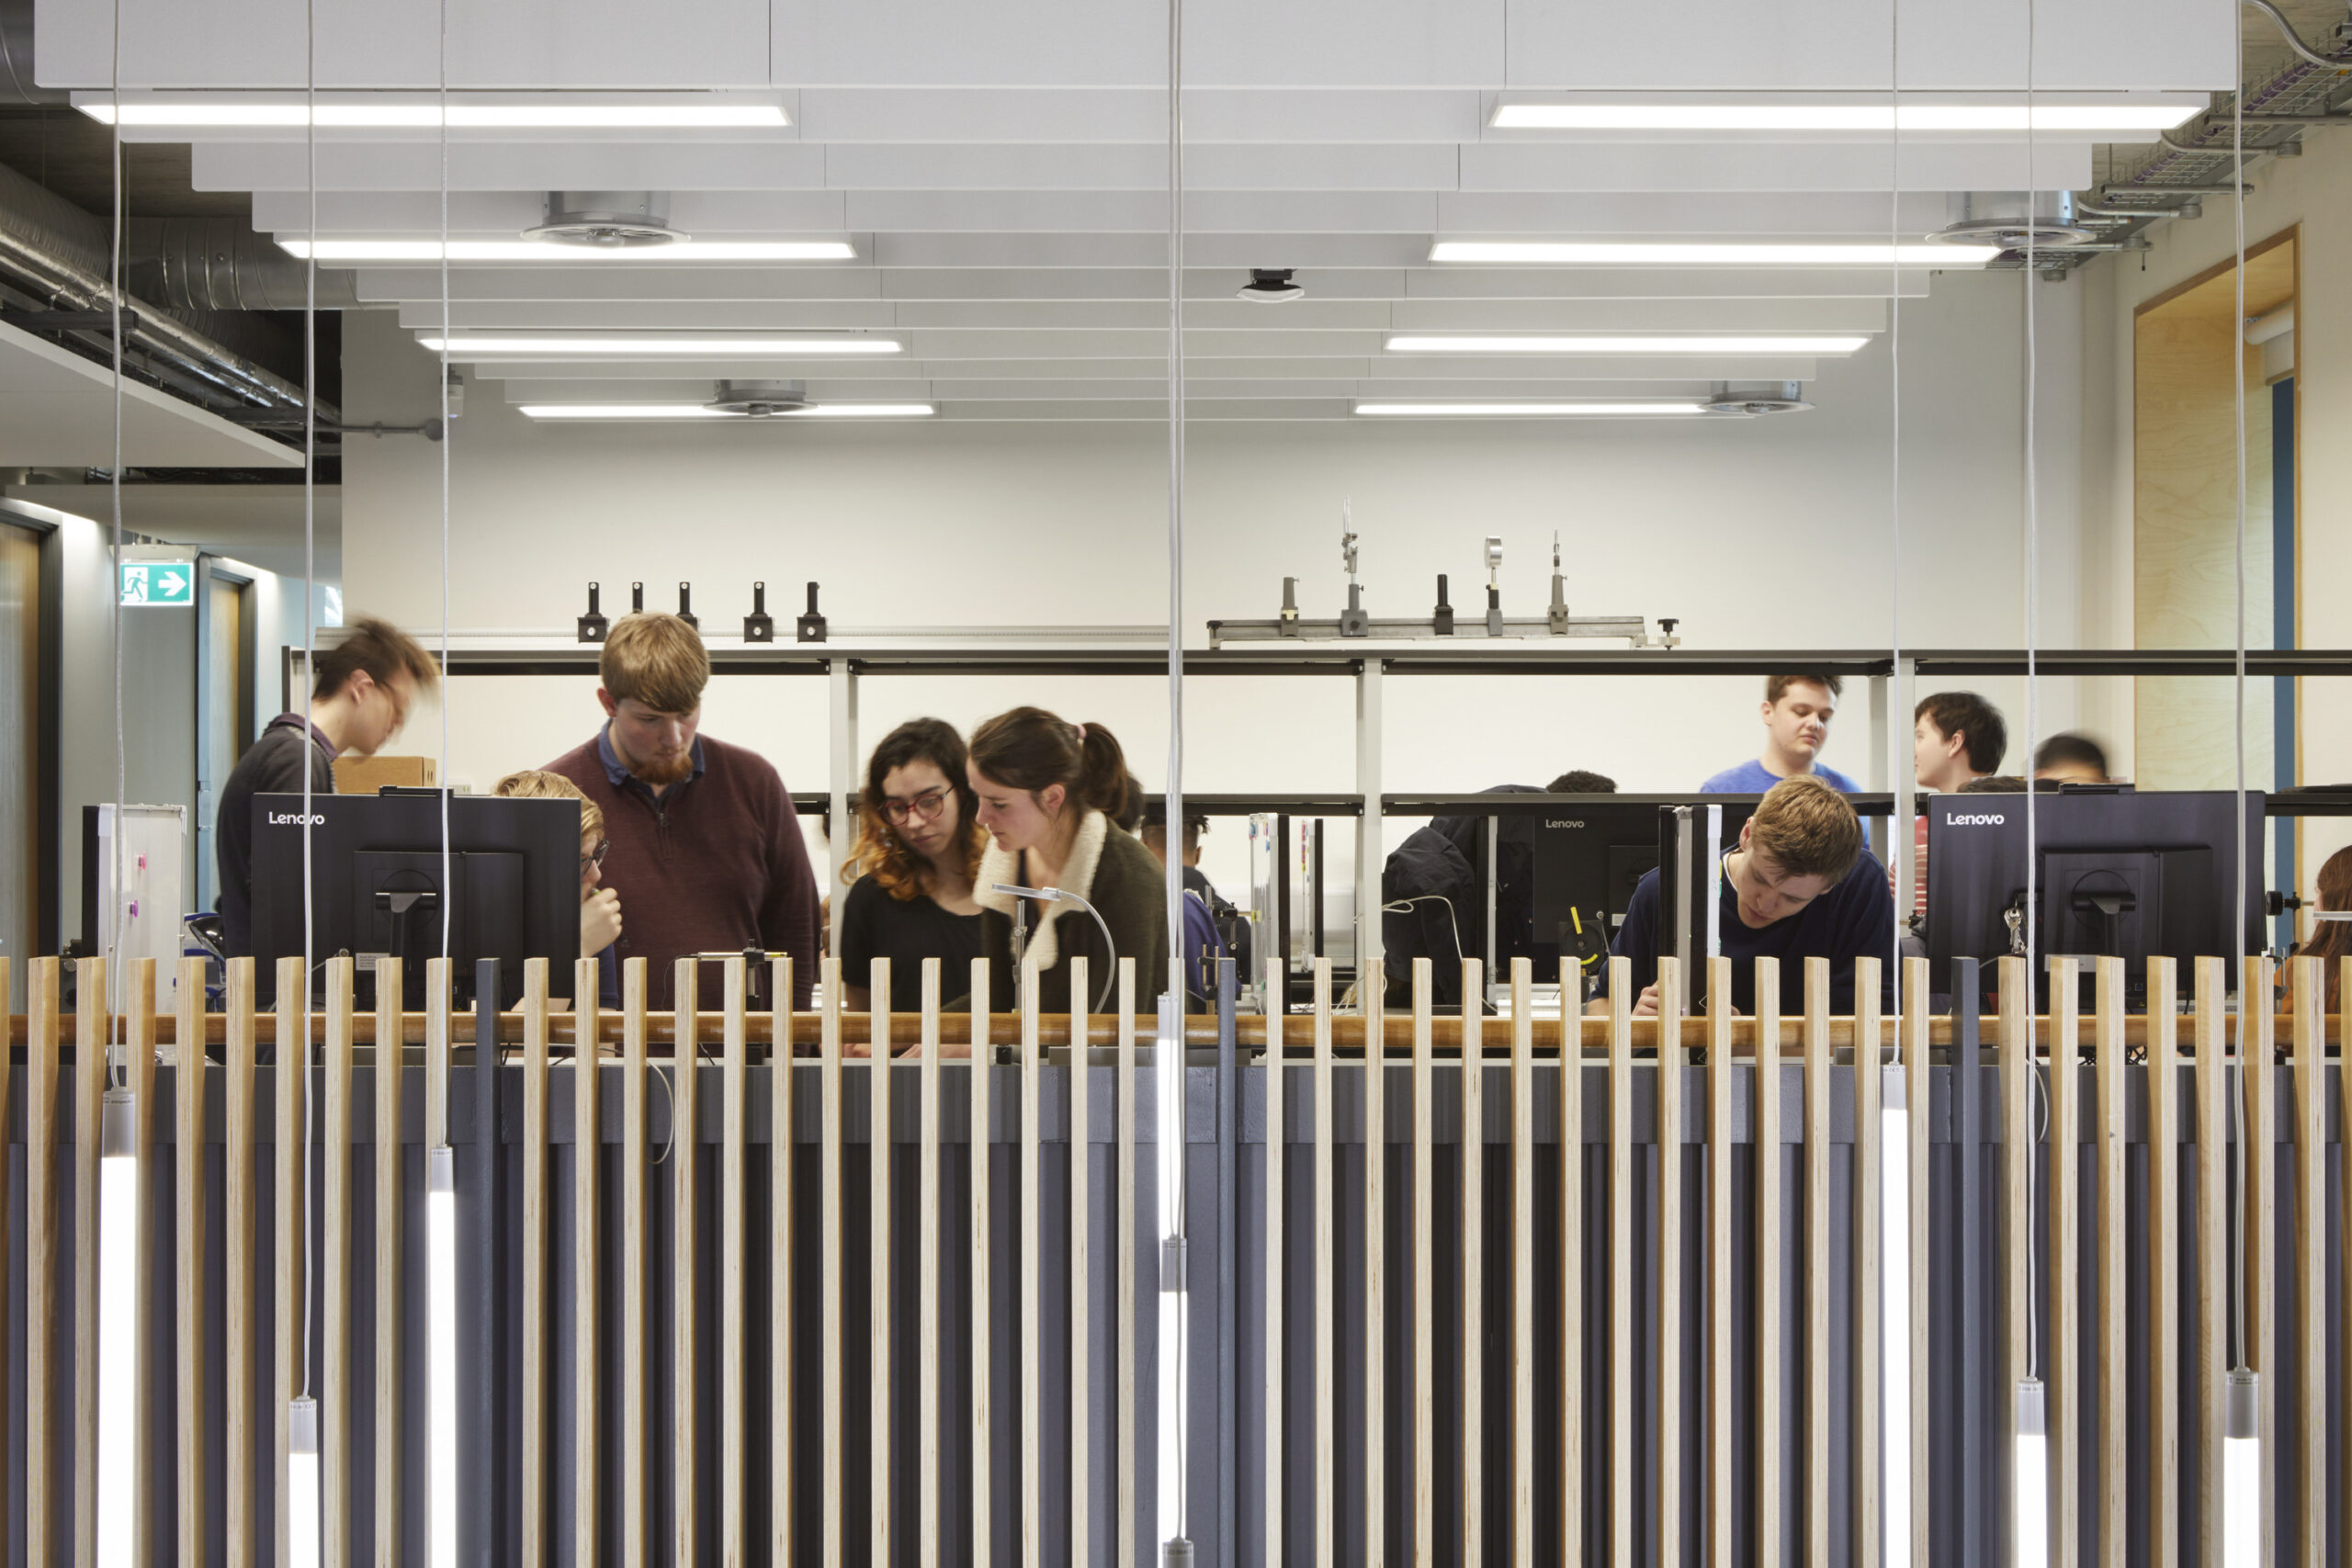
[839,718,989,1013]
[493,769,623,1009]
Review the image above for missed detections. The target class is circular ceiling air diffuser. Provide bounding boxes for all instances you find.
[526,190,688,248]
[705,380,809,417]
[1704,381,1813,416]
[1930,190,2095,249]
[1237,267,1305,302]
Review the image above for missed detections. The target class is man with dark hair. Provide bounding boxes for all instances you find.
[2033,732,2111,785]
[1381,771,1618,1008]
[1600,775,1894,1017]
[1700,673,1861,795]
[1140,802,1250,1000]
[1899,692,2009,917]
[216,616,439,956]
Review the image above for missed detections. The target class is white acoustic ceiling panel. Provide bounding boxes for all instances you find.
[0,322,304,467]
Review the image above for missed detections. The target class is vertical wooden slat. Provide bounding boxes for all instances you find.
[1411,957,1435,1568]
[1069,956,1091,1568]
[26,957,59,1568]
[1020,953,1042,1568]
[768,954,794,1568]
[721,956,748,1568]
[1999,958,2035,1562]
[820,956,843,1564]
[573,958,604,1568]
[275,955,305,1568]
[224,959,258,1564]
[373,958,406,1568]
[1904,957,1931,1568]
[1115,958,1135,1568]
[674,958,702,1568]
[1721,959,1740,1568]
[519,959,549,1566]
[175,956,209,1566]
[1804,958,1833,1567]
[73,956,106,1563]
[1705,957,1736,1568]
[1263,963,1285,1568]
[1560,962,1584,1568]
[1363,955,1387,1568]
[621,956,650,1564]
[969,956,993,1568]
[1501,959,1524,1568]
[1755,956,1785,1568]
[865,956,890,1568]
[2243,956,2278,1568]
[2095,959,2129,1563]
[322,956,355,1568]
[673,959,695,1568]
[2191,958,2226,1566]
[2047,955,2081,1568]
[2144,959,2179,1568]
[919,958,943,1564]
[1656,955,1684,1568]
[130,962,160,1568]
[2290,957,2324,1567]
[1607,955,1634,1562]
[1849,957,1880,1567]
[1314,956,1335,1561]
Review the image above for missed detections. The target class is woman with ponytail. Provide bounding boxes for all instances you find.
[838,718,989,1012]
[966,706,1169,1014]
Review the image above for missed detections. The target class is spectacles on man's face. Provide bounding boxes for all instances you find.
[883,787,951,825]
[580,838,610,874]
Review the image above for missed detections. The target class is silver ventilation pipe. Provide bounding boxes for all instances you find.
[0,159,330,418]
[128,216,361,312]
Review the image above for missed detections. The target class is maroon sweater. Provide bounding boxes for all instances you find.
[546,730,819,1010]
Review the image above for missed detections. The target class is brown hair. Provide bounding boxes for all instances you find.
[1915,691,2008,774]
[967,706,1136,823]
[1746,774,1863,883]
[312,616,438,702]
[2282,846,2352,1016]
[492,768,605,841]
[843,718,987,900]
[599,613,709,714]
[1764,672,1843,706]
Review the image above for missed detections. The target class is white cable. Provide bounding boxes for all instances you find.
[1378,896,1466,982]
[1160,0,1191,1549]
[2022,0,2040,992]
[107,0,125,1080]
[438,0,452,965]
[2230,15,2251,1382]
[1887,0,1904,1034]
[298,0,318,1407]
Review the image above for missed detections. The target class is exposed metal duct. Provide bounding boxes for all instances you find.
[0,159,329,420]
[128,216,362,312]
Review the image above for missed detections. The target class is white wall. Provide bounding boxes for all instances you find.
[2081,126,2352,917]
[340,268,2090,899]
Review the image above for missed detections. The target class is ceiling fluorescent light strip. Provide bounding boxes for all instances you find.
[1385,333,1869,355]
[421,336,900,355]
[282,239,853,263]
[83,101,788,128]
[1429,241,1998,266]
[1490,102,2198,131]
[520,403,934,419]
[1355,401,1713,417]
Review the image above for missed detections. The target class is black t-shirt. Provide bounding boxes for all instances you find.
[837,874,986,1011]
[217,713,337,957]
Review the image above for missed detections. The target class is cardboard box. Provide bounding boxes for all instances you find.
[334,754,437,795]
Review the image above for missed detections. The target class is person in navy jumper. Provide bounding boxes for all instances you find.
[1698,672,1862,795]
[1599,775,1894,1018]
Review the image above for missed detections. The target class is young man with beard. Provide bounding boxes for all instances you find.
[545,613,819,1010]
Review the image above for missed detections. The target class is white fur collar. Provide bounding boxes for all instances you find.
[974,808,1110,973]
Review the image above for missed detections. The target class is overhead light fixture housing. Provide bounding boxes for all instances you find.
[280,239,853,263]
[79,96,790,129]
[526,191,684,249]
[1489,100,2199,132]
[420,334,900,356]
[520,400,934,420]
[1385,333,1869,355]
[1932,190,2098,249]
[1355,400,1716,417]
[1238,268,1304,302]
[1429,241,1997,267]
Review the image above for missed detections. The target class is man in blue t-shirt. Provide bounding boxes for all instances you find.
[1699,672,1862,795]
[1598,775,1894,1017]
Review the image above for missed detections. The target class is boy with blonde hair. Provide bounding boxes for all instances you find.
[492,769,622,1009]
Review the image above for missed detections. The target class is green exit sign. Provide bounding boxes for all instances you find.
[120,560,194,606]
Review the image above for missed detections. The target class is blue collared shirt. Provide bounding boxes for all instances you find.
[595,722,706,798]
